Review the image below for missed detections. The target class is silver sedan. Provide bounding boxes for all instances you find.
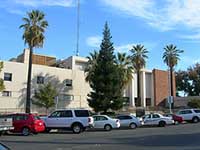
[116,115,141,129]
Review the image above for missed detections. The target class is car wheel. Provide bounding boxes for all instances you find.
[22,127,30,136]
[104,124,112,131]
[72,123,83,134]
[45,128,51,133]
[158,121,166,127]
[192,117,199,123]
[129,123,137,129]
[174,121,179,125]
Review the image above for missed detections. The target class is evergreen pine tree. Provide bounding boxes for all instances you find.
[87,22,124,113]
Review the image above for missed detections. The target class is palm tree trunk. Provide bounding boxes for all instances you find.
[137,70,141,107]
[25,47,33,113]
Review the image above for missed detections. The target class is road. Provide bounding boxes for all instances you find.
[1,123,200,150]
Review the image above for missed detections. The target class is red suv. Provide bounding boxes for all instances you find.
[8,113,45,136]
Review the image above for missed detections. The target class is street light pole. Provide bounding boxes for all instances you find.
[168,56,172,114]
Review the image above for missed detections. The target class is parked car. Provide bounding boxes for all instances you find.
[140,113,174,127]
[116,114,141,129]
[0,143,10,150]
[7,113,45,136]
[42,109,93,134]
[91,115,120,131]
[0,115,14,136]
[163,113,183,124]
[176,109,200,123]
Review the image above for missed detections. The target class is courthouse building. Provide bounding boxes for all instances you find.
[0,49,175,112]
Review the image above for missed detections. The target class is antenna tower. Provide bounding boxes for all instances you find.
[76,0,80,56]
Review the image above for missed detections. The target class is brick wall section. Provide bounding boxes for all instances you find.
[153,69,176,106]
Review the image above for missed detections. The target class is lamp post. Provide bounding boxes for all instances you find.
[168,56,172,114]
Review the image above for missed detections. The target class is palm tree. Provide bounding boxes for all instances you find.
[163,44,183,98]
[20,10,48,113]
[116,52,133,89]
[130,44,148,107]
[85,51,99,82]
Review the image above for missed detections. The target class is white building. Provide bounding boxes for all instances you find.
[0,49,174,113]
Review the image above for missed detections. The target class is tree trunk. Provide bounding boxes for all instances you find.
[46,108,48,115]
[25,47,33,113]
[137,70,141,107]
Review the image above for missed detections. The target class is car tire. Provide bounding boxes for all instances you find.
[129,123,137,129]
[192,117,199,123]
[158,121,166,127]
[104,124,112,131]
[45,128,51,133]
[22,127,30,136]
[72,123,83,134]
[174,121,179,125]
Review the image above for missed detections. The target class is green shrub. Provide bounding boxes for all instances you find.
[188,99,200,108]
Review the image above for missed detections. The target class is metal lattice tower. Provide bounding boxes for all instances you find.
[76,0,80,56]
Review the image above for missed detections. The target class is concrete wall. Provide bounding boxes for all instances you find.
[0,60,91,113]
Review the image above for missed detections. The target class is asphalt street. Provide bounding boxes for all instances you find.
[1,123,200,150]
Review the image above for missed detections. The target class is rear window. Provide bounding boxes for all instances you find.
[74,110,89,117]
[194,109,200,113]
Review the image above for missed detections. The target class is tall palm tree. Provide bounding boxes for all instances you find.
[130,44,148,107]
[163,44,183,98]
[20,10,48,113]
[116,52,133,89]
[85,51,99,82]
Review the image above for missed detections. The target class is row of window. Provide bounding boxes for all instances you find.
[49,110,89,118]
[1,90,73,101]
[3,73,73,86]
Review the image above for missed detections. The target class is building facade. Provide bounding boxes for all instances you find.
[0,49,175,113]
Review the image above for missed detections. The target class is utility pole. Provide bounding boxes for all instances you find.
[76,0,80,56]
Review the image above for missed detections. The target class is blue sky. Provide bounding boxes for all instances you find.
[0,0,200,71]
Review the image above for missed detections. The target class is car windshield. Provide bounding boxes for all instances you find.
[34,116,41,120]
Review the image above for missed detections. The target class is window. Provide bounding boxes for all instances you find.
[61,94,74,101]
[60,110,73,117]
[94,116,108,121]
[49,111,62,118]
[74,110,89,117]
[34,116,41,120]
[179,110,193,114]
[4,73,12,81]
[117,116,124,120]
[185,110,193,114]
[124,116,132,119]
[2,91,12,97]
[194,109,200,113]
[152,114,160,118]
[99,116,108,121]
[65,79,72,87]
[13,115,28,121]
[117,115,132,120]
[144,114,151,119]
[37,76,44,84]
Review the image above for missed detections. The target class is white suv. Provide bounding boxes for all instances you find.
[42,109,93,134]
[176,109,200,123]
